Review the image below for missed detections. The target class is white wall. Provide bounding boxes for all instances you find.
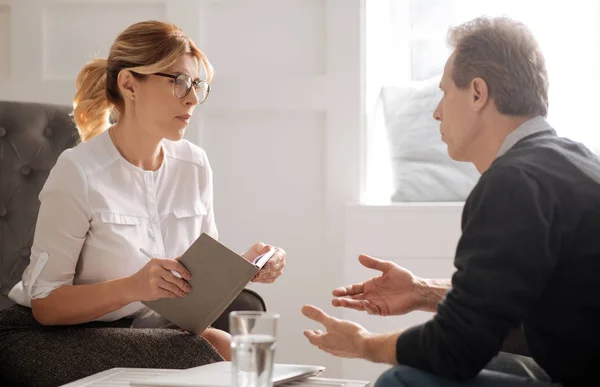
[342,203,462,382]
[0,0,461,384]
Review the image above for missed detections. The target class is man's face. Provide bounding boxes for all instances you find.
[433,52,480,161]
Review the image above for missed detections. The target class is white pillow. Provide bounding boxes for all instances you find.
[379,78,480,202]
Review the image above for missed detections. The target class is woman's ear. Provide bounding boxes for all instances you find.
[117,70,137,101]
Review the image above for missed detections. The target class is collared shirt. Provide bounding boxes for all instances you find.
[495,115,553,158]
[8,129,217,326]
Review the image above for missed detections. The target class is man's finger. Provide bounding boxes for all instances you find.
[364,301,382,315]
[333,298,380,315]
[303,330,325,347]
[301,305,336,328]
[358,254,393,273]
[332,298,367,310]
[307,329,323,336]
[349,294,366,300]
[332,283,364,297]
[332,298,382,315]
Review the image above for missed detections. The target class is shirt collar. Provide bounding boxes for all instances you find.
[496,116,552,158]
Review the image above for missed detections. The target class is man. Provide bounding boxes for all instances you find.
[302,16,599,387]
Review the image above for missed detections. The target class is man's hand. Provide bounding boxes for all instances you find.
[301,305,371,359]
[242,242,286,283]
[332,254,424,316]
[301,305,399,364]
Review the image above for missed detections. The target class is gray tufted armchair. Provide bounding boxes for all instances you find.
[0,101,79,310]
[0,100,265,331]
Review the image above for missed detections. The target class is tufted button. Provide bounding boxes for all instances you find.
[0,127,6,138]
[0,288,9,297]
[21,165,32,176]
[0,207,6,218]
[43,127,53,137]
[20,247,31,258]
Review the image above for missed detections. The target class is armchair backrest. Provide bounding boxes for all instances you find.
[0,101,79,310]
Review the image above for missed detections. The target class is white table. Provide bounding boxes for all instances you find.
[61,368,370,387]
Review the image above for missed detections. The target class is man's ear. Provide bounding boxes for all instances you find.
[471,77,489,112]
[117,70,137,101]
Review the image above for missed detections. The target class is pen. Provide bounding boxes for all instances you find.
[139,248,183,279]
[139,248,155,260]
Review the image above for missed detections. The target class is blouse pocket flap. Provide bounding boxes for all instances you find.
[172,202,207,219]
[99,213,141,225]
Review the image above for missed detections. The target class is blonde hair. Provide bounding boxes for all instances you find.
[448,17,549,117]
[73,21,213,141]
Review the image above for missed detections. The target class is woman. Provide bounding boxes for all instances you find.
[0,20,286,387]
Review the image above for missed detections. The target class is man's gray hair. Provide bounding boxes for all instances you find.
[449,17,549,117]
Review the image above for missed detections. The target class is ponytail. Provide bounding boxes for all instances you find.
[73,58,110,141]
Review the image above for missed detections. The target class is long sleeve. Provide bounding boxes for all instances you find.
[201,150,218,240]
[21,151,91,302]
[395,166,560,380]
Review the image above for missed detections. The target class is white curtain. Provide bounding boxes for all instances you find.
[366,0,600,204]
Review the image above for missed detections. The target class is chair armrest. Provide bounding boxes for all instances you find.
[501,327,530,356]
[211,289,267,333]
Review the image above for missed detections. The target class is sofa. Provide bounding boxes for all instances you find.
[0,100,266,329]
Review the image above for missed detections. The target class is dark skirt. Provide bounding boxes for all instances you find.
[0,304,223,387]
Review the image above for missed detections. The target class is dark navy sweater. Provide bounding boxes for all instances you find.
[395,130,600,386]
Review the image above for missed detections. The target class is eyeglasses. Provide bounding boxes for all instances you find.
[152,72,211,103]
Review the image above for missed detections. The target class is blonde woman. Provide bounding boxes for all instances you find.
[0,20,286,387]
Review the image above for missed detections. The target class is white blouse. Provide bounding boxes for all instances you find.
[8,129,217,326]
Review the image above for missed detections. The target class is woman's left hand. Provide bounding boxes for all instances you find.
[242,242,286,283]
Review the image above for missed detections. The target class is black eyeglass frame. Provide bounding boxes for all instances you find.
[152,72,211,103]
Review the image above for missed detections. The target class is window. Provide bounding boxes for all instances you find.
[365,0,600,204]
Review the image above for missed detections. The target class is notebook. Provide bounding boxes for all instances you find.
[129,362,326,387]
[142,233,276,334]
[61,367,369,387]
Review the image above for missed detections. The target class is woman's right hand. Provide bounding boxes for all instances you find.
[127,258,192,302]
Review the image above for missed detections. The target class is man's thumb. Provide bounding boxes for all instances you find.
[358,254,392,272]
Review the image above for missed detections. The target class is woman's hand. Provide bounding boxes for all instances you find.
[242,242,286,283]
[127,258,192,301]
